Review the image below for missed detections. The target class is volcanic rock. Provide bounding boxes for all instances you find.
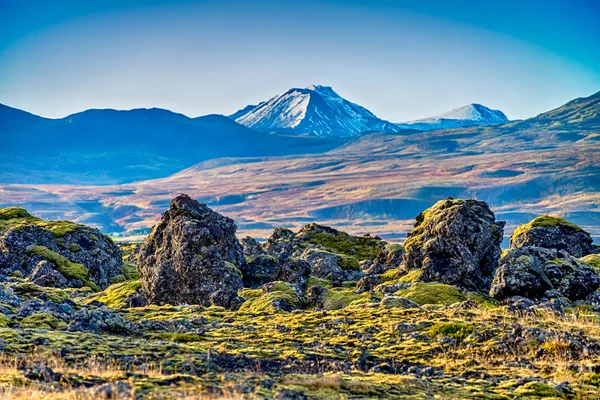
[401,198,505,291]
[138,194,245,309]
[510,216,594,258]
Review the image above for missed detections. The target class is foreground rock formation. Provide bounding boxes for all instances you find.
[491,217,600,301]
[510,215,595,257]
[400,198,505,291]
[0,207,123,290]
[1,196,600,398]
[138,194,245,309]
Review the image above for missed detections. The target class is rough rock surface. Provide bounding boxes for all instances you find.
[401,198,505,291]
[138,194,245,309]
[241,236,266,258]
[490,246,600,301]
[363,244,404,275]
[241,255,310,292]
[263,228,298,261]
[510,216,594,258]
[0,207,122,289]
[300,248,363,284]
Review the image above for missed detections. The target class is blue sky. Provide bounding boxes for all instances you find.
[0,0,599,121]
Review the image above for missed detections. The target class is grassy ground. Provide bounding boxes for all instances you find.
[1,293,599,399]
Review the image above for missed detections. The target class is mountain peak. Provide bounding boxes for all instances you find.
[433,103,508,123]
[305,85,339,98]
[229,86,400,137]
[396,103,509,131]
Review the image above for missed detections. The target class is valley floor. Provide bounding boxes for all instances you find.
[1,288,599,399]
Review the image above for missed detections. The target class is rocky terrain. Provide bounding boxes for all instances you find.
[1,195,600,399]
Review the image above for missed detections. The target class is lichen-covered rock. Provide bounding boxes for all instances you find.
[29,261,68,288]
[400,198,504,291]
[490,246,600,301]
[138,194,245,309]
[300,248,363,284]
[0,207,123,290]
[364,243,404,275]
[68,307,134,333]
[306,285,328,309]
[510,216,594,258]
[241,236,266,258]
[355,275,382,294]
[240,255,310,292]
[263,228,297,261]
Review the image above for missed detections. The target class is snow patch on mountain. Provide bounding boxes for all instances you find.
[229,85,400,137]
[397,104,509,131]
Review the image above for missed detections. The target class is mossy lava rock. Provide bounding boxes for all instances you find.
[510,215,594,258]
[401,198,505,291]
[138,194,245,309]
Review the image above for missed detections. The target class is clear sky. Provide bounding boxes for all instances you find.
[1,0,599,121]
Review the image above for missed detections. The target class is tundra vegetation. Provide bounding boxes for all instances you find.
[0,198,599,399]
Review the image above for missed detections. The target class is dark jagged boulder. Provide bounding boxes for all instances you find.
[241,236,266,258]
[263,228,298,261]
[510,216,594,258]
[0,207,122,290]
[490,246,600,301]
[400,198,505,291]
[241,254,310,292]
[300,248,363,284]
[138,194,245,309]
[355,274,382,294]
[363,243,404,275]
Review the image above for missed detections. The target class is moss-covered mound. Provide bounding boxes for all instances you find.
[401,198,504,291]
[510,215,593,258]
[300,223,384,262]
[0,206,82,237]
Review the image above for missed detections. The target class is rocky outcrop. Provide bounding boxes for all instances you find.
[401,198,505,291]
[510,216,594,258]
[263,228,298,261]
[241,236,266,258]
[138,194,245,309]
[0,207,122,290]
[363,243,404,275]
[490,246,600,301]
[241,255,310,292]
[300,248,363,285]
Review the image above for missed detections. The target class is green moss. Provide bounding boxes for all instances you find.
[7,280,69,303]
[85,280,142,309]
[155,332,204,343]
[580,254,600,270]
[430,322,473,341]
[511,215,583,241]
[0,207,32,220]
[0,315,10,327]
[239,281,301,313]
[307,276,331,288]
[380,268,401,282]
[20,312,67,330]
[513,382,561,398]
[303,225,383,262]
[393,283,466,305]
[224,261,243,278]
[10,270,23,278]
[337,254,360,271]
[397,269,423,284]
[0,206,82,238]
[111,262,140,284]
[26,245,99,291]
[69,243,81,252]
[323,288,371,310]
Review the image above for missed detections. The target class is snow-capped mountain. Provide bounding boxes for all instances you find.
[229,85,401,137]
[396,104,509,131]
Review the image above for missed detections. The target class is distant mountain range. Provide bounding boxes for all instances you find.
[229,85,402,137]
[395,103,509,131]
[1,87,598,187]
[0,105,342,184]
